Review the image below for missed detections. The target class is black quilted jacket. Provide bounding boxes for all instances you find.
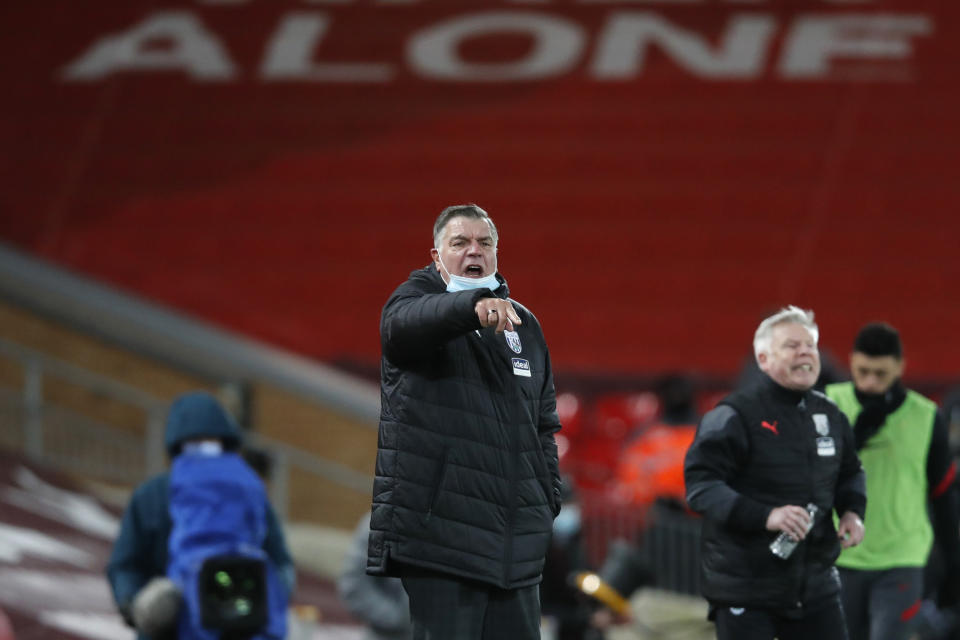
[367,265,562,589]
[685,377,866,612]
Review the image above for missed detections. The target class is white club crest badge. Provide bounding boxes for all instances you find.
[813,413,830,436]
[504,330,522,354]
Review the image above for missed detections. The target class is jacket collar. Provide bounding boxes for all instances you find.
[759,373,809,407]
[854,379,907,415]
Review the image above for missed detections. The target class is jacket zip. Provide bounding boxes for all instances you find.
[484,326,518,589]
[797,397,814,609]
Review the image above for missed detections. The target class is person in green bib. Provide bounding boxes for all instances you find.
[826,323,960,640]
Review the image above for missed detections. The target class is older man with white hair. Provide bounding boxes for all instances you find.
[685,306,867,640]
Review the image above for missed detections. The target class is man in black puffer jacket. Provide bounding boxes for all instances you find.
[367,204,562,640]
[684,306,867,640]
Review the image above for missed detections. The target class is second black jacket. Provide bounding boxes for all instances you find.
[684,376,866,612]
[367,265,562,589]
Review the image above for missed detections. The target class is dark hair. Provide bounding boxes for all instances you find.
[853,322,903,358]
[432,204,498,247]
[657,374,696,424]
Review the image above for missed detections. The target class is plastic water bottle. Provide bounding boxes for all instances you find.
[770,503,819,559]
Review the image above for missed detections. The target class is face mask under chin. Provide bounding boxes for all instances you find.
[435,252,499,293]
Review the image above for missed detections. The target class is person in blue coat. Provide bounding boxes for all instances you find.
[106,391,294,640]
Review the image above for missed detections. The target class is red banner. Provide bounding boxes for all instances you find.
[1,1,957,378]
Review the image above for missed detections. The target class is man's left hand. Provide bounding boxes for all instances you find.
[837,511,864,548]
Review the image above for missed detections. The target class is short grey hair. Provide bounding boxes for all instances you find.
[753,305,819,361]
[432,204,498,248]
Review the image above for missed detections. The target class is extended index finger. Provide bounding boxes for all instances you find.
[495,311,510,334]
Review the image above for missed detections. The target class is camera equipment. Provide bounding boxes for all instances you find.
[198,554,267,637]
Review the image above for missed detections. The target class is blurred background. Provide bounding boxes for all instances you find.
[1,0,958,638]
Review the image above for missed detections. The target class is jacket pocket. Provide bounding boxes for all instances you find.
[532,444,557,515]
[425,449,450,522]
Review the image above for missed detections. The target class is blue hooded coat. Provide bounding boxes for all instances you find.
[106,392,293,640]
[169,449,288,640]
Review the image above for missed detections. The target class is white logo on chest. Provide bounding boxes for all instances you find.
[505,330,522,354]
[813,413,830,436]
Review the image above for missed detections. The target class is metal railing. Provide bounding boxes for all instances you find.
[0,337,373,521]
[0,242,381,423]
[580,491,702,596]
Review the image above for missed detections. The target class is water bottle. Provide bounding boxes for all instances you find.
[769,503,819,559]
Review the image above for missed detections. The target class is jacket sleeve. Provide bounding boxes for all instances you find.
[337,514,411,634]
[684,405,771,531]
[927,411,960,566]
[380,280,493,364]
[105,487,154,621]
[263,504,296,595]
[538,346,563,516]
[834,411,867,520]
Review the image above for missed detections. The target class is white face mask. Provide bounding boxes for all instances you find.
[181,440,223,456]
[435,251,499,293]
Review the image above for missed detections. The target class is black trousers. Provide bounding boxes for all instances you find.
[400,567,541,640]
[713,594,850,640]
[839,567,924,640]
